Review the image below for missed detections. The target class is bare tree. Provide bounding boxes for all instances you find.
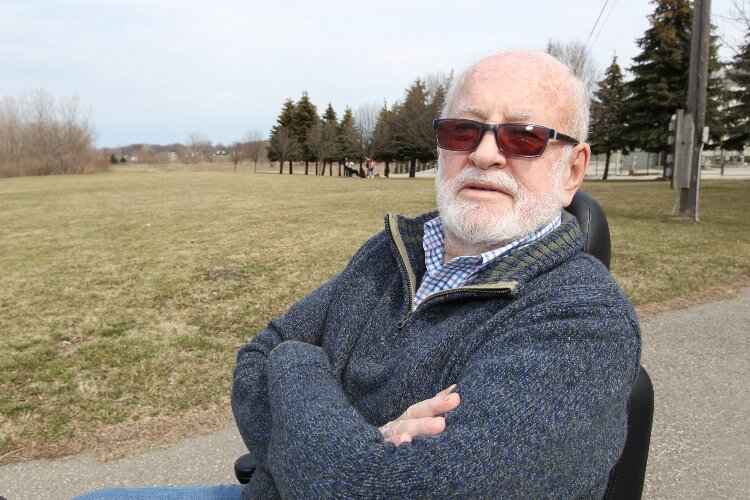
[244,129,265,172]
[546,39,600,96]
[229,141,246,172]
[133,145,156,164]
[423,71,452,102]
[0,90,103,177]
[355,102,380,159]
[267,126,299,174]
[716,0,750,55]
[307,121,337,175]
[185,132,212,163]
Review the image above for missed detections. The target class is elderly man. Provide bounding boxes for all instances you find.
[231,48,640,499]
[77,48,640,500]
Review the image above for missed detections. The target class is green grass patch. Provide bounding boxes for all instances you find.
[1,168,749,459]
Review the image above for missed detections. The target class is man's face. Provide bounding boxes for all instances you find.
[436,56,581,246]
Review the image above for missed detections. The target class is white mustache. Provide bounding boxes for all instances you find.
[452,167,521,198]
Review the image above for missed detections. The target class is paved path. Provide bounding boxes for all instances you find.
[640,287,749,499]
[2,289,748,499]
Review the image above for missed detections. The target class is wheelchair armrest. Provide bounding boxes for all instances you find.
[234,453,258,485]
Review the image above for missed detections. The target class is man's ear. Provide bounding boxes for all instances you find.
[562,143,590,207]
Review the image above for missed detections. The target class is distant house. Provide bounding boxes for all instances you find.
[214,149,228,156]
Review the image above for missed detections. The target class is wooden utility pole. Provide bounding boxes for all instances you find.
[679,0,711,221]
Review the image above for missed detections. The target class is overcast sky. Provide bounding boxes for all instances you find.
[1,0,745,148]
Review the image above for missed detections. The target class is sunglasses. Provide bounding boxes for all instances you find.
[433,118,579,158]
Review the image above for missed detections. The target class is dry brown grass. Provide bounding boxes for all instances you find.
[1,168,748,464]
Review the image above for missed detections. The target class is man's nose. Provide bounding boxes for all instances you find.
[471,129,506,169]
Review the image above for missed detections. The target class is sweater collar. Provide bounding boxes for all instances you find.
[386,210,583,297]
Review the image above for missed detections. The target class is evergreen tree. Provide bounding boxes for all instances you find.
[705,31,727,149]
[292,92,319,174]
[623,0,693,154]
[372,103,396,178]
[589,55,628,180]
[337,107,359,176]
[321,103,338,175]
[267,99,297,171]
[392,78,438,177]
[723,27,750,151]
[623,0,724,166]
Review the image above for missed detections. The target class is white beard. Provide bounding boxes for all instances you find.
[435,159,568,248]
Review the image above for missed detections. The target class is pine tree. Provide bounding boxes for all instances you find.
[267,99,297,173]
[705,31,727,149]
[337,107,359,176]
[723,27,750,151]
[292,92,319,174]
[372,103,396,177]
[392,78,437,177]
[623,0,724,165]
[321,103,339,175]
[623,0,693,154]
[589,55,628,180]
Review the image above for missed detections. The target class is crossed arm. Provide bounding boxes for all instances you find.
[230,275,457,466]
[232,282,639,498]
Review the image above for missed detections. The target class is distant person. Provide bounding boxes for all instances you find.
[348,158,359,178]
[75,48,641,500]
[365,156,375,178]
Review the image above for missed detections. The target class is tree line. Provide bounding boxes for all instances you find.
[0,90,107,177]
[589,0,750,179]
[266,0,750,181]
[267,73,448,178]
[4,1,749,181]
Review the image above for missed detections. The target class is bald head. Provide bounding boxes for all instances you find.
[442,49,589,142]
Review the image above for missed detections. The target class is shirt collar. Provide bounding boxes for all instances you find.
[423,212,562,275]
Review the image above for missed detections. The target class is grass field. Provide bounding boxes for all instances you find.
[1,167,749,463]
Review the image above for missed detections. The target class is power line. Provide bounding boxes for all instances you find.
[588,0,620,62]
[576,0,611,68]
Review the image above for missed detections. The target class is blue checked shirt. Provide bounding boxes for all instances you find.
[413,214,562,309]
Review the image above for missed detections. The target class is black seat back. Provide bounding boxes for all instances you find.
[235,191,655,497]
[565,190,654,500]
[565,190,612,269]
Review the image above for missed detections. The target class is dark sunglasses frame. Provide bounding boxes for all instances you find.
[433,118,579,158]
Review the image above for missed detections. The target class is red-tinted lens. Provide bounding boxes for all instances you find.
[436,120,482,150]
[497,124,548,156]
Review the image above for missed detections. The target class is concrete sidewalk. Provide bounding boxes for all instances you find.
[640,287,750,499]
[2,289,748,499]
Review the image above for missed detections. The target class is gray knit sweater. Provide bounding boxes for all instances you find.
[231,211,641,499]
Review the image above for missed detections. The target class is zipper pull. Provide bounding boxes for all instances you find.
[396,310,412,329]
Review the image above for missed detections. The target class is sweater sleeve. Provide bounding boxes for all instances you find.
[231,230,387,490]
[231,276,337,468]
[264,304,640,499]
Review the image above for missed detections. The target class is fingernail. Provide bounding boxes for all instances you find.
[443,384,457,400]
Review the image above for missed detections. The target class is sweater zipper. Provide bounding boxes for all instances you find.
[396,286,514,329]
[386,213,416,328]
[386,213,517,329]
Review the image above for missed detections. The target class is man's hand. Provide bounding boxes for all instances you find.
[379,384,460,447]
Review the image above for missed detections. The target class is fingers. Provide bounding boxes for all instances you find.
[402,384,460,420]
[382,416,446,442]
[379,384,461,446]
[392,432,412,447]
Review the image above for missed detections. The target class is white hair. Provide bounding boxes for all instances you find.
[441,48,590,142]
